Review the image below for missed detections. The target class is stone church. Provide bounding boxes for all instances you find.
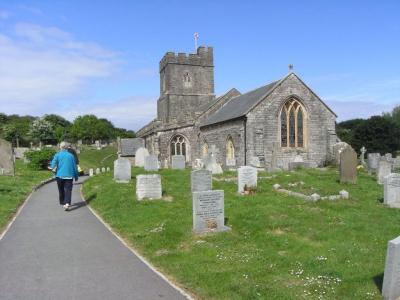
[136,46,338,170]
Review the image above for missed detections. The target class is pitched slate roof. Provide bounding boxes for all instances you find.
[199,80,279,127]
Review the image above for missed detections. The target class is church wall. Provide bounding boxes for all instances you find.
[246,74,336,169]
[199,119,245,167]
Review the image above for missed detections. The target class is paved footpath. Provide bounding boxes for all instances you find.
[0,178,189,300]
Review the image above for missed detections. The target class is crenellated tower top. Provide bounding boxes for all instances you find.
[159,46,213,72]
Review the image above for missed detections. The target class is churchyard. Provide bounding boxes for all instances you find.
[82,160,399,299]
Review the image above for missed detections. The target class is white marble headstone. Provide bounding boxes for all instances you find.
[378,159,393,185]
[384,173,400,208]
[113,158,131,183]
[144,155,159,171]
[136,174,162,200]
[382,235,400,300]
[89,168,94,177]
[95,168,100,175]
[135,147,150,167]
[237,166,257,193]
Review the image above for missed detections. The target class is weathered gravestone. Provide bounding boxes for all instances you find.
[171,155,185,169]
[144,155,159,171]
[237,166,257,193]
[113,158,131,183]
[340,147,357,184]
[95,140,101,150]
[384,173,400,208]
[360,146,366,165]
[120,138,145,157]
[378,159,393,185]
[136,174,162,200]
[0,139,14,176]
[393,157,400,170]
[385,153,393,161]
[382,235,400,300]
[95,168,100,175]
[191,169,212,192]
[333,142,350,165]
[101,167,106,173]
[14,147,29,159]
[106,167,110,172]
[204,153,223,174]
[135,147,150,167]
[368,153,381,172]
[89,168,94,176]
[192,190,230,233]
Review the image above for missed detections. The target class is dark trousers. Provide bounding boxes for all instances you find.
[56,178,73,205]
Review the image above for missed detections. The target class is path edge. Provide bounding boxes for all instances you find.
[0,177,55,241]
[79,186,195,300]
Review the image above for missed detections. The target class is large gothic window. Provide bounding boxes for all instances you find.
[171,135,187,156]
[280,99,306,148]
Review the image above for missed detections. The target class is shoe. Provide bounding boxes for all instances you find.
[64,204,70,211]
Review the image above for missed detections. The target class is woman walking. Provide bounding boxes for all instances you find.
[50,142,79,211]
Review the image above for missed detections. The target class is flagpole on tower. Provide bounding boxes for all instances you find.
[194,32,199,52]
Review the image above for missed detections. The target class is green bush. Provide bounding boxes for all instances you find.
[25,148,57,170]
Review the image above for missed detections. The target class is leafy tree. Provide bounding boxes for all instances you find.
[114,127,136,138]
[43,114,72,143]
[351,116,400,154]
[391,105,400,128]
[29,118,55,144]
[336,118,366,144]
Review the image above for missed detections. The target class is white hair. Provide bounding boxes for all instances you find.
[60,141,70,149]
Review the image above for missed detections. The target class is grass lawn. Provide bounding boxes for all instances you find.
[82,167,399,299]
[78,145,118,172]
[0,160,51,232]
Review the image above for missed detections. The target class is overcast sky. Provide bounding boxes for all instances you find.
[0,1,399,130]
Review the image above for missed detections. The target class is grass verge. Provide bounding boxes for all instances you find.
[82,167,398,300]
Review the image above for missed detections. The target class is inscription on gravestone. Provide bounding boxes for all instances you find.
[237,166,257,193]
[136,174,162,200]
[171,155,185,169]
[384,173,400,208]
[191,169,212,192]
[382,236,400,300]
[144,155,159,171]
[113,158,131,183]
[192,190,230,233]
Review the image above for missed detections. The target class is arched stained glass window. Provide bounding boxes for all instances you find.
[280,99,306,148]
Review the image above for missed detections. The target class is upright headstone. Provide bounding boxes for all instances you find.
[192,190,230,233]
[101,167,106,173]
[136,174,162,200]
[0,139,14,176]
[384,173,400,208]
[368,153,381,172]
[135,147,150,167]
[191,169,212,192]
[144,155,159,171]
[237,166,257,193]
[340,147,357,184]
[378,159,393,185]
[113,158,131,183]
[14,147,29,159]
[360,146,366,165]
[95,168,100,175]
[204,153,223,174]
[382,236,400,300]
[95,140,101,150]
[120,138,145,157]
[171,155,185,169]
[192,158,204,170]
[333,142,350,165]
[106,167,110,172]
[394,157,400,170]
[89,168,94,176]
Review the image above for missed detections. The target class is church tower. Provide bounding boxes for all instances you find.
[157,46,215,124]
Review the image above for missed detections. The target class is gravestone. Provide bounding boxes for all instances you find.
[136,174,162,200]
[192,158,204,170]
[101,167,106,173]
[385,153,393,161]
[95,168,100,175]
[378,159,393,185]
[95,140,101,150]
[171,155,185,169]
[144,155,159,171]
[394,158,400,170]
[368,153,381,172]
[135,147,150,167]
[333,142,350,165]
[191,169,212,192]
[204,153,223,174]
[163,158,169,169]
[226,157,236,167]
[120,138,145,157]
[384,173,400,208]
[0,139,14,176]
[340,147,357,184]
[360,146,366,165]
[113,158,131,183]
[106,167,110,172]
[192,190,230,233]
[249,156,261,168]
[237,166,257,193]
[14,147,29,159]
[382,235,400,300]
[89,168,94,176]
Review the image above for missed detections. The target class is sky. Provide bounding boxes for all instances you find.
[0,0,399,131]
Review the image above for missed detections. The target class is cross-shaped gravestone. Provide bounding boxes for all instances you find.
[360,146,366,164]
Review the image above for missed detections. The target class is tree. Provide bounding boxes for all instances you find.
[43,114,71,143]
[29,118,55,144]
[336,118,366,145]
[351,116,400,154]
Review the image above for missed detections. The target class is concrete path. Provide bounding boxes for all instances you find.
[0,178,189,300]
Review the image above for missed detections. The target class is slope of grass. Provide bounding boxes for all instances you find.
[82,167,398,300]
[0,160,51,232]
[78,145,118,171]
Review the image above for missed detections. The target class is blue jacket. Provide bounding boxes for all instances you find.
[50,150,79,180]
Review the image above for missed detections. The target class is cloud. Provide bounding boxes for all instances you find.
[0,22,119,113]
[57,96,158,131]
[17,5,43,16]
